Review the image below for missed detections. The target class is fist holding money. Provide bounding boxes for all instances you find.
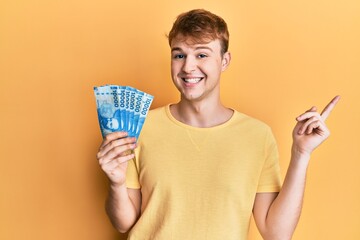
[94,85,153,187]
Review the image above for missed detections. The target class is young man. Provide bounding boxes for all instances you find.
[96,9,340,239]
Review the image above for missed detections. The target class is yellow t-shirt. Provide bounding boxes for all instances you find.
[126,105,281,240]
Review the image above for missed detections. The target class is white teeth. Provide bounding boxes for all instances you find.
[183,78,202,83]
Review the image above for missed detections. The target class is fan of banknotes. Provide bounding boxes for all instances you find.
[94,85,154,139]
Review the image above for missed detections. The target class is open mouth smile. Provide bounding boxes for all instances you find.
[182,77,204,83]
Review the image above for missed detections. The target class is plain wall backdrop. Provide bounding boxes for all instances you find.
[1,0,359,239]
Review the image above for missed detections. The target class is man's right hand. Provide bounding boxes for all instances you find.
[96,131,137,187]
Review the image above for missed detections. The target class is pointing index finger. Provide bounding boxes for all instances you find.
[320,95,341,121]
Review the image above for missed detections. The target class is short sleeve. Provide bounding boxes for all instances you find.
[257,128,282,192]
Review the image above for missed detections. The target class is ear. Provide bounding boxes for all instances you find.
[221,52,231,72]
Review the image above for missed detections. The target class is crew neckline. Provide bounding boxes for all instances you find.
[165,104,238,131]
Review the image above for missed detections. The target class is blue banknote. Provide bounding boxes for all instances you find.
[94,85,123,137]
[134,93,154,139]
[124,87,131,133]
[131,90,144,137]
[118,86,127,131]
[127,86,136,136]
[94,85,153,140]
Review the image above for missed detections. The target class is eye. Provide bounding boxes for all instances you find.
[174,54,185,59]
[198,54,207,58]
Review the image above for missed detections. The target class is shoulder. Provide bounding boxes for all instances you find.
[230,110,277,146]
[146,106,167,122]
[140,105,169,131]
[148,106,166,115]
[137,105,170,142]
[231,110,272,132]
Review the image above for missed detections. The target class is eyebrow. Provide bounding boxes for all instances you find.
[171,46,214,52]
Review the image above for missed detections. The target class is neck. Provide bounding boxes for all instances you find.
[170,98,233,128]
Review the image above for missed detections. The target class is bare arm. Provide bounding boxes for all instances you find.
[253,96,340,240]
[106,187,141,233]
[97,131,141,233]
[253,151,310,240]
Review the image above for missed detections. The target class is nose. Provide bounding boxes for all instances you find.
[182,56,196,73]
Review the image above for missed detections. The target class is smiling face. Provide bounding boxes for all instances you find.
[170,37,231,103]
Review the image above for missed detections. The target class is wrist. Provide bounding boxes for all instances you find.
[291,145,311,167]
[291,144,312,158]
[109,181,127,191]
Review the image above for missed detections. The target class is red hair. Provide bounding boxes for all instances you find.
[168,9,229,55]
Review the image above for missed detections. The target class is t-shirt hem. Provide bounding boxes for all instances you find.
[256,186,281,193]
[125,182,141,189]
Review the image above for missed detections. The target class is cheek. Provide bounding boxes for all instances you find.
[200,60,221,74]
[170,66,176,79]
[170,64,178,83]
[171,61,181,75]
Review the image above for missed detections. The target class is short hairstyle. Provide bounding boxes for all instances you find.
[168,9,229,55]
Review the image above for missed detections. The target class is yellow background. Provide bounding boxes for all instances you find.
[1,0,359,239]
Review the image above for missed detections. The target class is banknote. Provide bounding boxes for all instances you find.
[118,86,127,131]
[131,90,145,137]
[127,86,136,136]
[94,85,153,140]
[134,93,154,139]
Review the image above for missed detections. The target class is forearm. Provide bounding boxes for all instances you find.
[258,95,339,239]
[105,184,139,233]
[264,147,311,239]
